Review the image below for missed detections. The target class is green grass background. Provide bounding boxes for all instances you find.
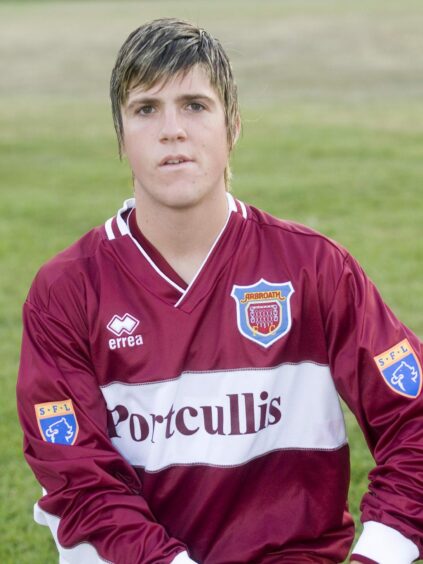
[1,1,422,562]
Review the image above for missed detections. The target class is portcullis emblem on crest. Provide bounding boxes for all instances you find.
[231,279,294,348]
[374,339,422,399]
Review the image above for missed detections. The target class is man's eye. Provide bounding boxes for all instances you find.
[138,105,155,115]
[188,102,205,112]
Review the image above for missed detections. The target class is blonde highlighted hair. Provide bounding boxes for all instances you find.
[110,18,240,187]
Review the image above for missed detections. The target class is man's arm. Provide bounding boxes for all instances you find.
[17,299,195,564]
[324,253,422,564]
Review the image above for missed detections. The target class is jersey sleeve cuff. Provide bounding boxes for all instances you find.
[351,520,419,564]
[171,551,197,564]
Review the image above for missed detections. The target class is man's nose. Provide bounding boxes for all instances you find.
[159,108,187,142]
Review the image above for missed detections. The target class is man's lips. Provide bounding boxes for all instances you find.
[159,155,194,167]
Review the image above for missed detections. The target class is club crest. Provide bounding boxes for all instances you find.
[35,399,79,445]
[374,339,422,399]
[231,279,294,348]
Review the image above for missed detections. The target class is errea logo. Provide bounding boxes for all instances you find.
[107,314,143,350]
[107,313,139,336]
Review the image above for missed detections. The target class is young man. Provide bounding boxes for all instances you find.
[17,18,422,564]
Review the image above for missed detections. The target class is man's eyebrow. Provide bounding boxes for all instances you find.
[177,94,216,106]
[125,93,216,110]
[125,97,157,111]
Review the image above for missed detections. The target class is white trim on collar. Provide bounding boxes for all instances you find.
[109,193,243,301]
[226,192,237,213]
[104,217,115,241]
[126,208,185,294]
[116,198,134,236]
[174,199,233,308]
[238,199,247,219]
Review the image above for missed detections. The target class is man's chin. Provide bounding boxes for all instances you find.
[160,194,204,211]
[134,176,225,212]
[154,182,206,210]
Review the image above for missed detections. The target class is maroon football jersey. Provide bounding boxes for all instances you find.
[17,195,422,563]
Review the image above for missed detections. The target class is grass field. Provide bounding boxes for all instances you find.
[1,1,422,562]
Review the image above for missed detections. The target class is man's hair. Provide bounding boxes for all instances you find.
[110,18,240,188]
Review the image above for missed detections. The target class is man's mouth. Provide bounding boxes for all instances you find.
[160,155,193,167]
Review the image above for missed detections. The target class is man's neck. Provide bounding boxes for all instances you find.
[134,190,229,285]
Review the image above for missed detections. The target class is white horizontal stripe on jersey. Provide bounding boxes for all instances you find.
[101,362,347,472]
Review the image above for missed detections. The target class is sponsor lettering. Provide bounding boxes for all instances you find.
[107,391,282,444]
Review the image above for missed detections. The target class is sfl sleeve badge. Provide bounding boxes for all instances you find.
[374,339,422,399]
[35,399,79,445]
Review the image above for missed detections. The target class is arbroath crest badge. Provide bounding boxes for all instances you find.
[231,279,294,348]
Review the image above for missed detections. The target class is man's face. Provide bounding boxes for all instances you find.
[121,65,230,212]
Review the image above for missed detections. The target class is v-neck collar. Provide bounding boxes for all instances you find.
[104,193,248,313]
[128,208,189,291]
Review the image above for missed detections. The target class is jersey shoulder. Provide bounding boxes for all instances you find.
[27,224,106,313]
[247,204,349,260]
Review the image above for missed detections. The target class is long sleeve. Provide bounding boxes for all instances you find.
[323,254,422,563]
[17,298,190,564]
